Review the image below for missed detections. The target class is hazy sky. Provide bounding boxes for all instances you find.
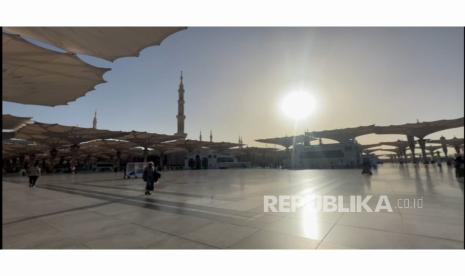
[3,27,464,147]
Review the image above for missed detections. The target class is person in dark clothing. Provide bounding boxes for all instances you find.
[195,155,201,170]
[454,155,464,182]
[27,162,41,187]
[446,158,452,166]
[142,162,161,195]
[361,158,372,175]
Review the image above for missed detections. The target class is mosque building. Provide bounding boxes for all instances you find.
[166,72,248,169]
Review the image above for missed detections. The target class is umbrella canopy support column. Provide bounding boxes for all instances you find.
[70,144,80,171]
[407,135,416,163]
[396,148,402,163]
[159,150,165,170]
[49,148,58,173]
[440,136,448,157]
[454,145,461,154]
[143,147,148,163]
[429,149,436,161]
[116,150,122,171]
[436,152,442,165]
[401,147,407,163]
[418,138,428,164]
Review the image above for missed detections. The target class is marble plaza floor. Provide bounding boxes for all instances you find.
[2,164,464,249]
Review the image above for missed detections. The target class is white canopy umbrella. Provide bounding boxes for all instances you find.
[15,122,126,146]
[4,27,186,61]
[2,141,49,158]
[2,114,32,130]
[3,33,110,106]
[119,131,182,148]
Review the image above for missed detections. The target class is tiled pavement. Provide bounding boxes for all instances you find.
[2,164,464,249]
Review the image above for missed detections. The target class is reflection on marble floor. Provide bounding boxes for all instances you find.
[2,164,464,249]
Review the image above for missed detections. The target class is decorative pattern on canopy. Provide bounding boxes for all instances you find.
[3,33,110,106]
[5,27,186,61]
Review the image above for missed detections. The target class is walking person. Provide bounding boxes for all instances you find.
[70,162,77,174]
[27,161,41,188]
[143,162,161,195]
[123,164,127,179]
[361,158,372,175]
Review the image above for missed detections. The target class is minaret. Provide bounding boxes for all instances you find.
[175,71,187,138]
[199,131,202,141]
[209,130,213,142]
[92,110,97,129]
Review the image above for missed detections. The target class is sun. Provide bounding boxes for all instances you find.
[280,91,316,120]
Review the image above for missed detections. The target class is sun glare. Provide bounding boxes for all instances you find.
[280,91,316,120]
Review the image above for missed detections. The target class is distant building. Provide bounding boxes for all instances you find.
[184,149,249,169]
[291,141,363,169]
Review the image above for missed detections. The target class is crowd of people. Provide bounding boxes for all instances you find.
[16,159,163,196]
[360,153,464,183]
[4,152,463,192]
